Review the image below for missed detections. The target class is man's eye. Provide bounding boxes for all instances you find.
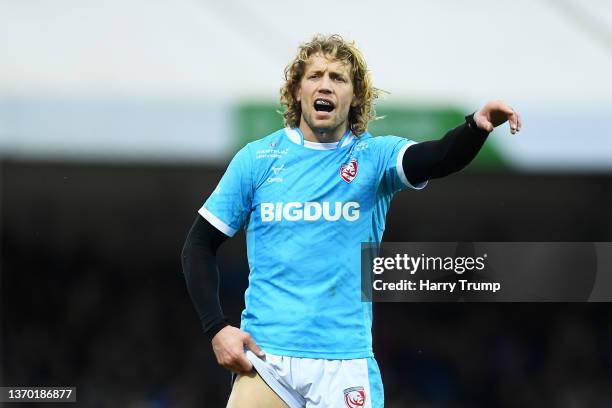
[335,77,346,82]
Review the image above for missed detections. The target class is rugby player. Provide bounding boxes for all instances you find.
[182,34,522,408]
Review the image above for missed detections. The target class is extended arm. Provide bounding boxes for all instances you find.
[403,101,522,186]
[403,113,489,186]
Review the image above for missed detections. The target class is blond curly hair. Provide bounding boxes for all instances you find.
[280,34,381,136]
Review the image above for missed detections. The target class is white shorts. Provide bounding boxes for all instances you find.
[245,350,384,408]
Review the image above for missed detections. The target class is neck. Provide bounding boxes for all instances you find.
[299,121,348,144]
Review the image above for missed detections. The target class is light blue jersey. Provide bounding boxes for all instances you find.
[200,127,425,359]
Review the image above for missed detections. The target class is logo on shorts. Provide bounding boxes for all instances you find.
[340,158,358,183]
[343,386,366,408]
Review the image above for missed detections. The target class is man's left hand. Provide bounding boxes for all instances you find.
[474,100,522,134]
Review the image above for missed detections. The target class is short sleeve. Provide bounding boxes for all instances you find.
[377,136,427,195]
[199,145,253,237]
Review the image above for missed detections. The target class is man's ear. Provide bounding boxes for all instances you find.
[351,93,360,107]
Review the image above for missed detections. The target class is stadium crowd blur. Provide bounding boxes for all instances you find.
[3,161,612,407]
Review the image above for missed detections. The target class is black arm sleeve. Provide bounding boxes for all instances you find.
[403,113,490,186]
[181,215,229,340]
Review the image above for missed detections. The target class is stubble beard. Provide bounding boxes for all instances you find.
[302,109,349,141]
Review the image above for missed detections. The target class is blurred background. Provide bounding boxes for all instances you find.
[2,0,612,406]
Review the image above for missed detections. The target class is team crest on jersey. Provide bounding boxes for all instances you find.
[340,158,358,183]
[343,386,366,408]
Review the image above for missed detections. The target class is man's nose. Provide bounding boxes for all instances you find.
[318,75,333,93]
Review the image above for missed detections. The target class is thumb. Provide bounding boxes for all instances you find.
[244,334,265,357]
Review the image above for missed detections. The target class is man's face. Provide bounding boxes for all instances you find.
[295,53,357,135]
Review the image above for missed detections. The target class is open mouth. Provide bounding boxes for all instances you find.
[314,98,335,113]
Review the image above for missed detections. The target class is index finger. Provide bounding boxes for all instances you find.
[244,334,265,357]
[498,101,515,116]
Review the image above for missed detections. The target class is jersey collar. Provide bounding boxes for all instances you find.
[285,127,355,150]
